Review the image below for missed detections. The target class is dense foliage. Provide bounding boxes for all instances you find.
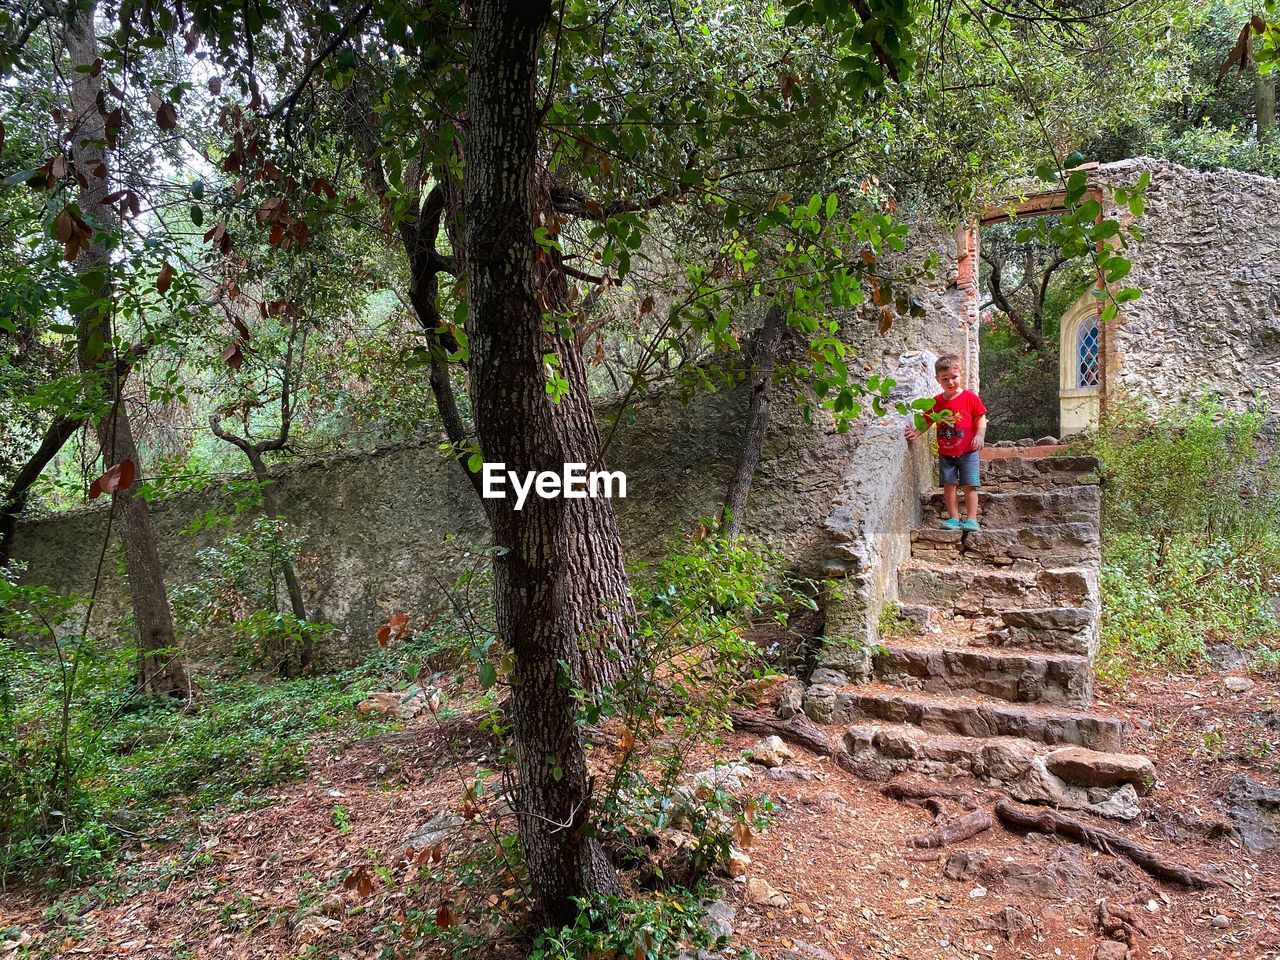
[1092,397,1280,681]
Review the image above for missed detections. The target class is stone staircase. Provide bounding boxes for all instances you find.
[803,449,1157,819]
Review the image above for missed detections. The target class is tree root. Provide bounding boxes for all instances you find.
[910,808,994,849]
[994,800,1221,889]
[1096,900,1148,948]
[881,781,977,803]
[728,708,837,757]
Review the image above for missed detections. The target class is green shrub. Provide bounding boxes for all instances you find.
[1092,396,1280,679]
[1,565,389,884]
[530,890,720,960]
[171,514,319,676]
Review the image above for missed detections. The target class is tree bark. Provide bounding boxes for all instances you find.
[464,0,621,922]
[66,0,188,699]
[342,73,635,692]
[1258,67,1276,140]
[721,304,787,540]
[530,174,637,691]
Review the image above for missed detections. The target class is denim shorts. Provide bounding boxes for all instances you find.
[939,450,981,487]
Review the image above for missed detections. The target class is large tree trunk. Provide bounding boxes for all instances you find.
[343,65,634,692]
[465,0,620,922]
[529,188,637,691]
[722,304,787,540]
[66,1,188,699]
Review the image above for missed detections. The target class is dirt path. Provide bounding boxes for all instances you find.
[1,670,1276,959]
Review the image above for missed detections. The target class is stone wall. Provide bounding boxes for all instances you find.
[9,221,973,666]
[816,353,938,678]
[1093,159,1280,418]
[30,159,1279,671]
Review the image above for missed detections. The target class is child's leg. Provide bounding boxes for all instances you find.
[943,483,960,521]
[960,451,981,524]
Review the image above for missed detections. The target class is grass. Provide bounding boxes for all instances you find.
[1,645,395,886]
[1092,396,1280,683]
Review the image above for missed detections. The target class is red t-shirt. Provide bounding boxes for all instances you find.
[931,389,987,457]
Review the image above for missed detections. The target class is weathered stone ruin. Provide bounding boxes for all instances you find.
[10,160,1280,788]
[803,446,1155,818]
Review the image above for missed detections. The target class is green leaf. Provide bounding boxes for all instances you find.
[1104,258,1131,283]
[2,168,38,187]
[467,452,483,472]
[478,661,497,689]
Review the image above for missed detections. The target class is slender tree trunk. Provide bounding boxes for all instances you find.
[208,399,312,674]
[1258,68,1276,140]
[243,447,311,667]
[1,414,84,567]
[66,0,188,699]
[722,304,787,540]
[465,0,620,922]
[96,407,190,697]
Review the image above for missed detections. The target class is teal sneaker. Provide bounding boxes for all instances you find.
[939,518,963,530]
[961,519,981,532]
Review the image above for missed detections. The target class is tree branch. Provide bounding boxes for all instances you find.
[984,249,1046,353]
[274,0,374,142]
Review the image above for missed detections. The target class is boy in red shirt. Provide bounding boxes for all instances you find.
[904,354,989,531]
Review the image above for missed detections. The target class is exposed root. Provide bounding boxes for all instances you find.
[1096,900,1149,950]
[910,808,994,849]
[728,708,836,757]
[994,800,1221,890]
[881,780,981,809]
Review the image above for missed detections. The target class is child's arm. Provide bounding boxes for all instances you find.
[972,415,989,450]
[904,418,933,442]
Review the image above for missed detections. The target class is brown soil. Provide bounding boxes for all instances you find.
[2,666,1276,960]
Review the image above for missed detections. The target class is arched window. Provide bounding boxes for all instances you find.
[1076,318,1100,388]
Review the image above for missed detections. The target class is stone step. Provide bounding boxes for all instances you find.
[922,485,1101,529]
[980,454,1100,490]
[842,721,1154,817]
[911,523,1100,567]
[803,683,1127,751]
[898,562,1095,614]
[873,640,1092,706]
[984,607,1099,656]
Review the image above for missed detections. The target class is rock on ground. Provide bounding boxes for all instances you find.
[1226,774,1280,852]
[747,735,796,768]
[396,812,464,853]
